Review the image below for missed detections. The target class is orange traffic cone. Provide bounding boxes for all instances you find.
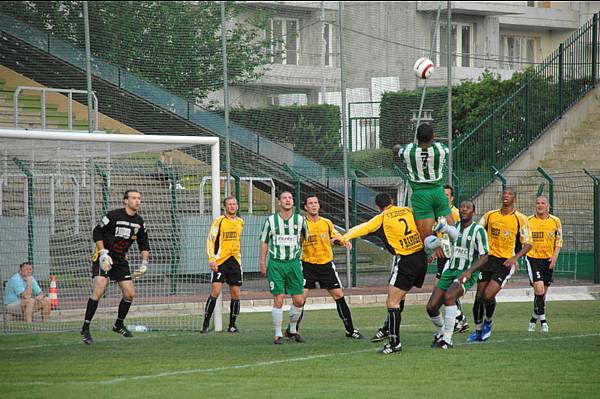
[49,275,58,310]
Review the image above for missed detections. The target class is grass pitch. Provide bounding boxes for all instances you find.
[1,300,599,399]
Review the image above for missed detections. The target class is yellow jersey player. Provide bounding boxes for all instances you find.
[292,195,363,339]
[202,196,244,333]
[341,193,426,354]
[467,187,532,342]
[526,196,562,333]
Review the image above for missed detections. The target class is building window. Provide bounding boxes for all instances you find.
[267,18,299,65]
[438,23,473,67]
[500,35,536,69]
[323,22,333,66]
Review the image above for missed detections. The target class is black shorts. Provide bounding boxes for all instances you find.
[478,255,515,288]
[389,250,428,291]
[526,257,554,286]
[302,261,342,290]
[212,257,242,286]
[92,260,132,282]
[436,257,449,279]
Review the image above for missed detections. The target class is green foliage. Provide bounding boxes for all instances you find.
[349,148,396,176]
[226,105,343,168]
[1,1,274,100]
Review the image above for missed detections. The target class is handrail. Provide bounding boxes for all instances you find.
[14,86,99,131]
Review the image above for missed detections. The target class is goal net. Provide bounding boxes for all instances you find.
[0,129,222,333]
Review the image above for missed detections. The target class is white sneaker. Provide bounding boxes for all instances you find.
[540,323,549,333]
[528,322,536,332]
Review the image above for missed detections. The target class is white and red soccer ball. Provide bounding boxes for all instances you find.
[414,57,434,79]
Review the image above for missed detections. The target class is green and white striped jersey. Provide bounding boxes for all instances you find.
[260,212,308,261]
[446,221,488,271]
[398,142,448,185]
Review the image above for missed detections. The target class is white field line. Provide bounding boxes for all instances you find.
[0,333,598,387]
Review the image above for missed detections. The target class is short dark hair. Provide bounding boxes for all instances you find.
[223,196,237,206]
[460,200,475,213]
[503,186,516,196]
[123,190,140,200]
[19,261,31,269]
[304,195,318,205]
[443,184,454,197]
[416,123,434,144]
[375,193,392,209]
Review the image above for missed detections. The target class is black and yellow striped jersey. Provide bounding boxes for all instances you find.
[301,216,342,264]
[206,215,244,266]
[527,214,563,259]
[341,205,423,256]
[479,209,529,259]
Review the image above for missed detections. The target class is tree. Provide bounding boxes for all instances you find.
[1,1,274,100]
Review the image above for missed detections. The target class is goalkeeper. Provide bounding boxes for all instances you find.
[393,123,457,253]
[81,190,150,345]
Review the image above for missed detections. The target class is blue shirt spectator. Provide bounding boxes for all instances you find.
[4,269,42,305]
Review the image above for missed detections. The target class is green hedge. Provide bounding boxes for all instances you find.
[227,105,342,169]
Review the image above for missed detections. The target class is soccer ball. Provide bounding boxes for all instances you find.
[414,57,434,79]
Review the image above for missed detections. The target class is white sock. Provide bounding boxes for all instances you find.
[272,307,283,337]
[443,305,458,343]
[539,313,546,322]
[430,314,444,335]
[289,306,303,334]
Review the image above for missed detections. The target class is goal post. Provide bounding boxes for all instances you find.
[0,129,223,333]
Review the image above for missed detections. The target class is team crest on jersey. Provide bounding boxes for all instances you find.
[547,231,554,239]
[321,233,326,240]
[504,230,510,237]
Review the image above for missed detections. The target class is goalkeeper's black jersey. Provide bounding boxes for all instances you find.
[92,208,149,263]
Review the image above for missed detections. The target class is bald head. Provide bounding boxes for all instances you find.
[535,195,549,217]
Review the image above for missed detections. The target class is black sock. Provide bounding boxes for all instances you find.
[484,299,496,322]
[203,296,217,328]
[456,298,465,321]
[387,307,402,347]
[534,294,545,317]
[295,307,305,332]
[229,299,240,327]
[115,298,132,327]
[399,299,405,312]
[82,298,99,330]
[335,297,355,334]
[381,316,389,331]
[473,298,485,327]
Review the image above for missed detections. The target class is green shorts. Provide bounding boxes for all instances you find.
[436,268,478,292]
[410,184,451,221]
[267,258,304,295]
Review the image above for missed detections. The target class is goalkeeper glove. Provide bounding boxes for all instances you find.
[99,249,113,272]
[134,259,148,279]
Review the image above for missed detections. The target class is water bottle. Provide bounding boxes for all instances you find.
[128,324,148,332]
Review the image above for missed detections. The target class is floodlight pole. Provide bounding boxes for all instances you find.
[338,1,352,287]
[83,1,94,133]
[221,1,231,197]
[447,1,453,185]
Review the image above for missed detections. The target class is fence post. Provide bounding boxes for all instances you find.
[491,111,496,167]
[583,169,600,284]
[593,13,598,87]
[351,175,357,287]
[491,165,506,192]
[558,43,564,117]
[14,158,35,269]
[524,83,530,146]
[231,170,241,215]
[93,164,109,215]
[158,161,179,295]
[537,167,554,213]
[283,163,301,212]
[348,103,353,152]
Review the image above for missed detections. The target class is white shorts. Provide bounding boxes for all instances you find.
[6,301,24,315]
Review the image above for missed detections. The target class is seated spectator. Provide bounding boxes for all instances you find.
[4,262,51,323]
